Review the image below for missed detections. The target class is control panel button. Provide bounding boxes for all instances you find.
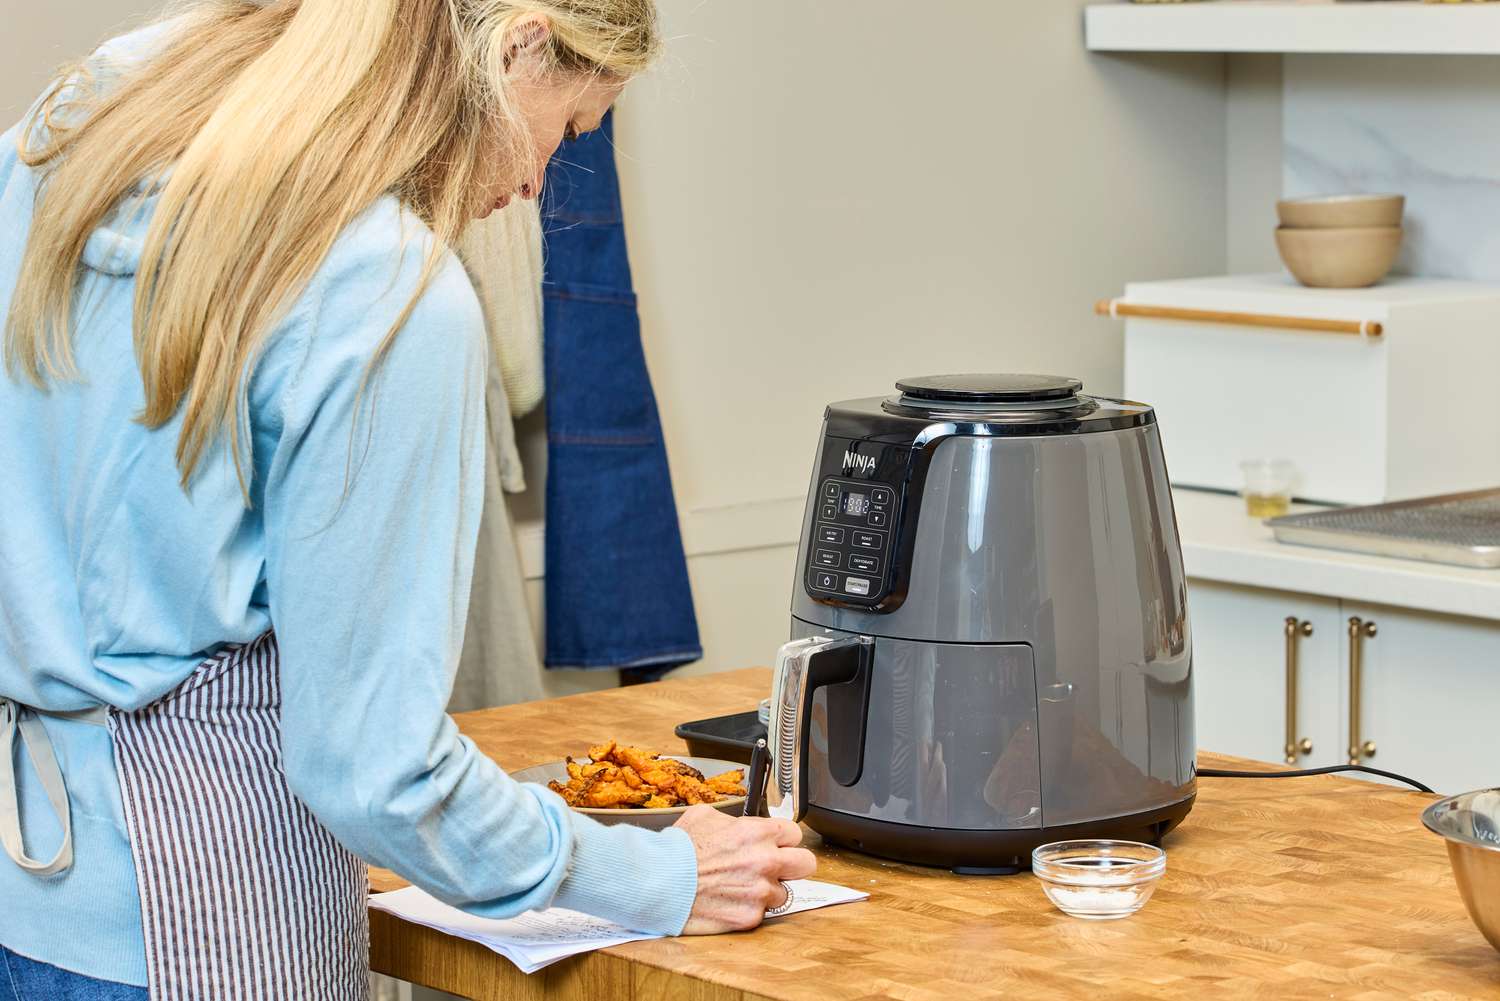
[871,487,893,505]
[843,577,871,596]
[817,526,845,545]
[814,571,838,591]
[819,502,838,521]
[823,481,841,499]
[814,549,840,568]
[848,553,879,574]
[852,530,884,550]
[867,510,888,527]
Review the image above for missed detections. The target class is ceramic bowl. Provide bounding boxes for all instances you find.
[510,755,747,830]
[1275,226,1403,289]
[1422,789,1500,954]
[1277,193,1405,229]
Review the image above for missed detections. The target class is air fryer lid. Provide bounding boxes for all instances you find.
[895,373,1083,405]
[885,373,1106,420]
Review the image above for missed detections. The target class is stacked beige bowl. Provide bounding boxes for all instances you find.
[1275,194,1405,288]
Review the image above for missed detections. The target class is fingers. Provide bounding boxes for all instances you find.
[736,816,804,845]
[676,811,802,847]
[775,846,817,881]
[671,803,729,834]
[769,818,804,847]
[677,811,818,937]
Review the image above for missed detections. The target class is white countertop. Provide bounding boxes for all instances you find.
[1173,487,1500,622]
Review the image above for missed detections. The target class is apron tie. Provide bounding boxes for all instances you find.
[0,696,108,877]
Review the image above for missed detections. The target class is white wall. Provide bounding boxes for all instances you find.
[1225,54,1284,275]
[1284,54,1500,282]
[616,1,1226,513]
[576,0,1227,684]
[1,1,147,121]
[3,0,1232,696]
[1222,52,1500,284]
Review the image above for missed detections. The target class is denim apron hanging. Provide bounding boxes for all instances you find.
[540,112,701,678]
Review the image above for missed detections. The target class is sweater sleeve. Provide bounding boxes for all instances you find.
[261,210,698,933]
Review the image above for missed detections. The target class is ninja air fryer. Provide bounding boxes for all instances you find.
[768,374,1195,873]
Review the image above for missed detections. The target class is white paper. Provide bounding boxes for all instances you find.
[369,879,868,974]
[764,879,867,916]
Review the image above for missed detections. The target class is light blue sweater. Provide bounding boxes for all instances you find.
[0,25,697,987]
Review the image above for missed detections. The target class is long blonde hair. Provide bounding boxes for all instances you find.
[7,0,657,491]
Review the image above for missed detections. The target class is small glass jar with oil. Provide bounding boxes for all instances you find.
[1240,459,1297,519]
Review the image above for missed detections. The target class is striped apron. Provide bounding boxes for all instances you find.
[2,631,369,1000]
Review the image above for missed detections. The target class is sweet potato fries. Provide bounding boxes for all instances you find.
[546,740,746,809]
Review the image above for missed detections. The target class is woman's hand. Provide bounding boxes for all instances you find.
[672,805,817,934]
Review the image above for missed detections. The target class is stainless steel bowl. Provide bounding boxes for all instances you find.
[1422,788,1500,953]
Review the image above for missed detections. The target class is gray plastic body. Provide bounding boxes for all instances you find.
[789,423,1195,832]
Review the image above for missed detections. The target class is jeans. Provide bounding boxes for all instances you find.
[0,946,146,1001]
[540,112,701,677]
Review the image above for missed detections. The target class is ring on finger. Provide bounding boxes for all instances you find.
[764,880,795,918]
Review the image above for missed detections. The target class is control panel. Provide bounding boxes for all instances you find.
[805,477,898,605]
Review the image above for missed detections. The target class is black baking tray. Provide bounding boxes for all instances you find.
[674,710,766,765]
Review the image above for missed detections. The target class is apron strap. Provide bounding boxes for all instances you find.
[0,697,108,877]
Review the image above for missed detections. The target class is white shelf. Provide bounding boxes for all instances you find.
[1122,272,1500,319]
[1174,488,1500,621]
[1085,1,1500,56]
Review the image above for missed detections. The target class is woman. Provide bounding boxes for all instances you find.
[0,1,815,997]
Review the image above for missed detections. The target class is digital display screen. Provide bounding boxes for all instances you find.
[843,493,870,516]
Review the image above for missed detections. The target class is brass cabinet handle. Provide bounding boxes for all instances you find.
[1284,617,1315,764]
[1347,617,1379,765]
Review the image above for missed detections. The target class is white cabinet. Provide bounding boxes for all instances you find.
[1191,580,1500,794]
[1191,581,1342,768]
[1118,274,1500,505]
[1341,602,1500,796]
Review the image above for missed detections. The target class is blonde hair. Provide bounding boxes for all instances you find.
[6,0,658,491]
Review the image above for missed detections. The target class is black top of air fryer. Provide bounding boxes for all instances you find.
[894,374,1083,405]
[853,373,1153,435]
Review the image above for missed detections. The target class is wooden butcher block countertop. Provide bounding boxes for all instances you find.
[369,668,1500,1000]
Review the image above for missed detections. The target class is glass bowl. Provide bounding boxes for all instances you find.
[1032,840,1166,920]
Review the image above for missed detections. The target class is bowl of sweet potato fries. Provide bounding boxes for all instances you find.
[512,740,749,830]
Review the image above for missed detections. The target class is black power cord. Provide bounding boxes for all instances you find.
[1198,763,1434,794]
